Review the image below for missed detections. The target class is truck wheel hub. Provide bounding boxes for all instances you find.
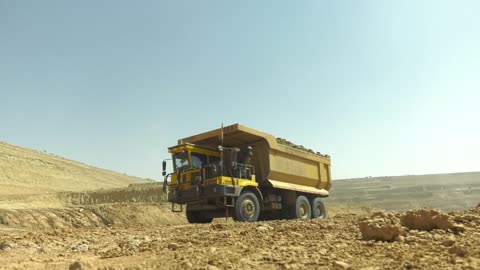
[241,199,255,218]
[299,203,308,219]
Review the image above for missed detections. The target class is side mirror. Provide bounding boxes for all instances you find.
[162,161,167,176]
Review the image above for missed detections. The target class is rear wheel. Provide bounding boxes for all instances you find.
[295,195,311,220]
[233,191,260,222]
[186,205,213,224]
[311,197,327,219]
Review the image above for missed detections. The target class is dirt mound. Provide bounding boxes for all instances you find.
[60,183,166,206]
[276,137,327,157]
[0,142,149,197]
[358,209,474,243]
[358,211,404,241]
[0,183,166,210]
[0,203,185,230]
[400,209,454,231]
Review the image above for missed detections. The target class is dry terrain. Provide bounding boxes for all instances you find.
[0,142,149,208]
[1,142,479,269]
[0,142,148,195]
[1,207,479,270]
[329,173,480,211]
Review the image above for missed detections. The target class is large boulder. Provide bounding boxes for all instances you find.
[400,209,453,231]
[359,211,404,241]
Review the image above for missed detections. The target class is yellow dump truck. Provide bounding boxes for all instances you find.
[162,124,332,223]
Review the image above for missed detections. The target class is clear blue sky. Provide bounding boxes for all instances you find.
[1,1,479,180]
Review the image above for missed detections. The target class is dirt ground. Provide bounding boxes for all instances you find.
[1,205,479,270]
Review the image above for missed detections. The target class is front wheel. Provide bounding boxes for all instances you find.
[186,204,213,224]
[233,191,260,222]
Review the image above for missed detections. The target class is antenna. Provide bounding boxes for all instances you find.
[220,122,224,176]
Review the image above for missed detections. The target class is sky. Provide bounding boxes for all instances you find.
[1,1,479,180]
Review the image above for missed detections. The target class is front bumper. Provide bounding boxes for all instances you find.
[167,184,237,204]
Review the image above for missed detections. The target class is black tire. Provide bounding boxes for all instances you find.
[295,195,311,220]
[233,191,260,222]
[186,205,213,224]
[311,197,327,219]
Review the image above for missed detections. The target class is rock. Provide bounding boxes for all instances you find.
[358,211,404,241]
[128,239,142,249]
[256,225,271,232]
[184,261,193,268]
[206,265,220,270]
[37,246,50,253]
[403,262,414,269]
[69,261,83,270]
[449,255,457,264]
[452,224,465,234]
[333,260,351,269]
[276,138,323,156]
[448,246,468,257]
[69,260,92,270]
[134,235,150,242]
[0,242,13,251]
[404,236,418,244]
[99,243,120,254]
[400,209,453,231]
[75,244,89,253]
[210,224,226,229]
[335,243,348,248]
[318,248,328,255]
[395,235,405,242]
[167,243,179,250]
[290,232,303,238]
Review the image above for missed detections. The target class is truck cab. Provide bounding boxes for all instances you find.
[164,143,261,222]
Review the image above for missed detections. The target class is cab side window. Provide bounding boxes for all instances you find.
[191,153,207,169]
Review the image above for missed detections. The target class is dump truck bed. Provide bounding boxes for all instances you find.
[180,124,331,196]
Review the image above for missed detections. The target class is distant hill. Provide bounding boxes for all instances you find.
[0,141,149,196]
[329,172,480,211]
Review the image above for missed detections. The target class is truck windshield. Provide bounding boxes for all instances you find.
[173,152,190,171]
